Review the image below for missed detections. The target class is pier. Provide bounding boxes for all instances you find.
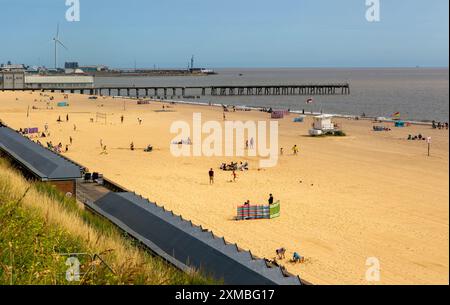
[3,84,350,98]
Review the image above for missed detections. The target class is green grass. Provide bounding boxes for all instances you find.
[0,158,218,285]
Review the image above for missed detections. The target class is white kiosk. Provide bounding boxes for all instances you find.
[309,114,335,136]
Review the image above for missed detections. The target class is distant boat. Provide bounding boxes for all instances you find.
[239,73,243,76]
[200,68,216,75]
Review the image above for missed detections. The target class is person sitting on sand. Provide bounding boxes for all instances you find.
[268,194,274,205]
[292,145,299,155]
[244,200,250,206]
[292,252,304,263]
[100,145,108,155]
[130,142,135,151]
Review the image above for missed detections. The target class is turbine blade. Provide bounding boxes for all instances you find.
[56,40,68,50]
[56,23,59,38]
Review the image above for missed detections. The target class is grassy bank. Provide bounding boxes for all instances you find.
[0,158,215,285]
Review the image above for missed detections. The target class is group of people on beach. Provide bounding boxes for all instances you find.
[242,193,276,207]
[407,134,428,141]
[432,121,448,130]
[57,114,70,123]
[44,141,69,154]
[275,247,305,264]
[220,161,249,172]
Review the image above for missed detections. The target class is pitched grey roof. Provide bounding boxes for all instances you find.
[0,126,82,181]
[91,191,302,285]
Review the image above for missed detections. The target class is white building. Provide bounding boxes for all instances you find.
[24,75,95,89]
[309,115,335,136]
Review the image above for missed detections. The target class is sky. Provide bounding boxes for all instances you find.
[0,0,448,68]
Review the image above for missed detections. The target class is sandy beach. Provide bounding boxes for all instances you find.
[0,91,448,285]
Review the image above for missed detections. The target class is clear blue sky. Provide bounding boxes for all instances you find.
[0,0,448,68]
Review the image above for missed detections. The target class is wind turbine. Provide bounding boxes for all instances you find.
[53,23,68,70]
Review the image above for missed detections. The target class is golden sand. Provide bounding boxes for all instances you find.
[0,91,448,285]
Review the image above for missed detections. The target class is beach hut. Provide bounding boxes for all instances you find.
[0,125,83,198]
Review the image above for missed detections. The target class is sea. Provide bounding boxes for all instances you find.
[95,68,449,122]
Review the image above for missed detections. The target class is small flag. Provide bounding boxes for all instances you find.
[306,97,314,104]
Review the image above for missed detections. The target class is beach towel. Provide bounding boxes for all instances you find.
[24,127,39,134]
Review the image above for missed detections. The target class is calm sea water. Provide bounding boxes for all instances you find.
[96,68,449,122]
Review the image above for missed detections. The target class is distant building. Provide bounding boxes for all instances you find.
[79,65,109,73]
[65,62,79,69]
[0,64,26,72]
[0,71,25,89]
[24,75,95,89]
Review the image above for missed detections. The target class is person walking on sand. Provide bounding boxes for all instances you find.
[209,168,215,185]
[69,136,73,145]
[121,115,124,124]
[232,170,237,182]
[100,139,103,148]
[223,112,226,121]
[44,123,49,133]
[73,124,77,131]
[250,137,254,149]
[66,114,69,122]
[280,147,284,156]
[100,145,108,155]
[292,145,299,155]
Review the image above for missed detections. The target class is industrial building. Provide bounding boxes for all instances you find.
[25,75,95,89]
[0,71,25,89]
[1,72,95,90]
